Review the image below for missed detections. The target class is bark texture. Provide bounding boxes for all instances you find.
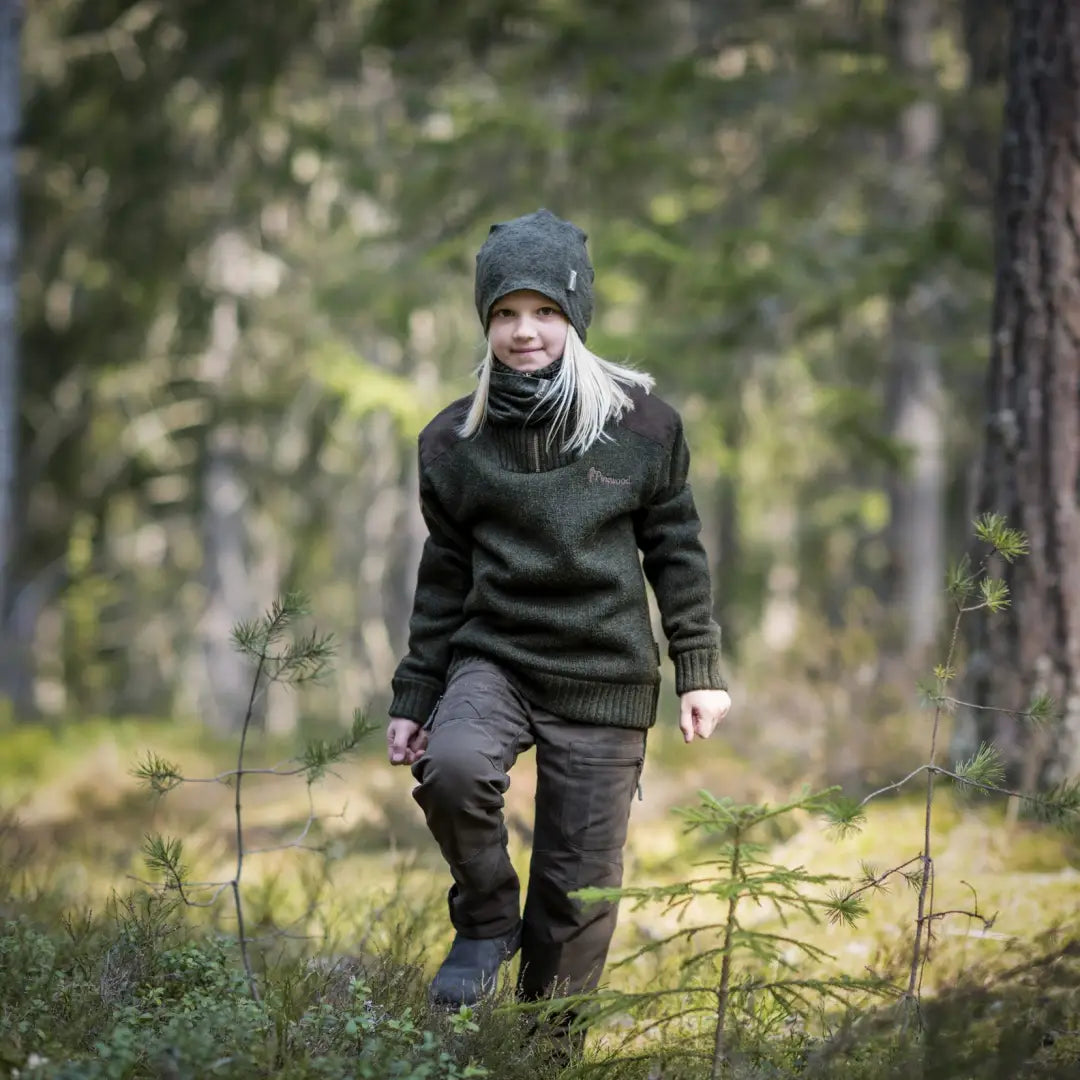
[970,0,1080,786]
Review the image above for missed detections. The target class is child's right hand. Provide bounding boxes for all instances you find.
[387,718,428,766]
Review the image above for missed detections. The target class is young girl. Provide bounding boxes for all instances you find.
[386,209,731,1028]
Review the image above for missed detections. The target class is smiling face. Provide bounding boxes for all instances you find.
[487,290,570,373]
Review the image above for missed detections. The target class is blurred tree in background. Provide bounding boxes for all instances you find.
[0,0,21,711]
[6,0,1070,791]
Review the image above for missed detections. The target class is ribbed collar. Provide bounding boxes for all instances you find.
[486,358,564,428]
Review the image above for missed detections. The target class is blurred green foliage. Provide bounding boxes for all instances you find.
[9,0,1004,748]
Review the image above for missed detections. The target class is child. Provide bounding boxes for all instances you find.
[386,209,731,1030]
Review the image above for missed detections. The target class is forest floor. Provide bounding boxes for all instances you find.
[3,714,1077,993]
[3,716,1080,1078]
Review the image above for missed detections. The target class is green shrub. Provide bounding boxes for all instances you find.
[0,893,571,1080]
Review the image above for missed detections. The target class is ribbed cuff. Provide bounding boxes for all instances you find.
[673,650,727,695]
[388,680,443,723]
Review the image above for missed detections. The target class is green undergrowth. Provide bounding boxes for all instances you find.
[2,719,1080,1077]
[0,890,576,1080]
[2,887,1078,1079]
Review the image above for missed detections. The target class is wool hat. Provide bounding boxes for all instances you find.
[474,208,595,341]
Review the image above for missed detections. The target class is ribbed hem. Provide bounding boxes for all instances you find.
[513,667,660,730]
[673,650,727,694]
[388,679,443,723]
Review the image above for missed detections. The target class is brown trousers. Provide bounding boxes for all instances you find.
[411,658,646,999]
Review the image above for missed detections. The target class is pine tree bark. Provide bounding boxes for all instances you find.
[969,0,1080,786]
[0,0,23,704]
[884,0,946,663]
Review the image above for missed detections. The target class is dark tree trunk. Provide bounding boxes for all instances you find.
[963,0,1010,86]
[968,0,1080,787]
[0,0,24,707]
[960,0,1011,199]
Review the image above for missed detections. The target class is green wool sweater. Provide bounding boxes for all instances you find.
[389,368,726,730]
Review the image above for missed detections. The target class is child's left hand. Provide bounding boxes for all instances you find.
[678,689,732,744]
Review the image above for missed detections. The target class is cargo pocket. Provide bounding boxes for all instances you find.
[561,748,644,853]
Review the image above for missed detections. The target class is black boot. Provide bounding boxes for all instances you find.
[429,923,523,1007]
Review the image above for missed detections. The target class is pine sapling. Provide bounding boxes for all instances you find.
[133,592,372,1001]
[828,514,1080,1017]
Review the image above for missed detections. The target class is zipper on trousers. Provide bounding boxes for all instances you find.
[422,694,443,731]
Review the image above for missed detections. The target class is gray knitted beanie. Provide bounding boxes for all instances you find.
[474,209,595,342]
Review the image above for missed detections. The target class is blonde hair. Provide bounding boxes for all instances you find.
[458,325,655,455]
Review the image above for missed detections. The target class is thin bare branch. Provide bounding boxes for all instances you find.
[175,761,308,784]
[858,766,932,807]
[944,698,1037,718]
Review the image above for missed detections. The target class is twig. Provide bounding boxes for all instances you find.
[843,856,924,902]
[245,794,348,856]
[712,821,742,1080]
[232,648,266,1003]
[908,605,963,1006]
[924,907,988,924]
[175,762,309,784]
[944,697,1038,719]
[919,859,936,994]
[858,766,932,807]
[126,875,232,908]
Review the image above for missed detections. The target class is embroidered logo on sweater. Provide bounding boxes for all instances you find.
[588,467,632,486]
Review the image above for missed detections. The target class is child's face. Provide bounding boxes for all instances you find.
[487,290,569,373]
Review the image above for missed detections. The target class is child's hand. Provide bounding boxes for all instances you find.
[678,689,731,744]
[387,718,428,765]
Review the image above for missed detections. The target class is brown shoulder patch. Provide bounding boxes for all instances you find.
[618,385,680,448]
[419,395,472,470]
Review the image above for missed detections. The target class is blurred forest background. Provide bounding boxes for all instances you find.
[4,6,1080,1076]
[1,0,1077,798]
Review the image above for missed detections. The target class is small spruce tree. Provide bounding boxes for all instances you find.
[544,788,891,1079]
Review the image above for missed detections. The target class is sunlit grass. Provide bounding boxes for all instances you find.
[2,716,1077,1002]
[3,717,1079,1079]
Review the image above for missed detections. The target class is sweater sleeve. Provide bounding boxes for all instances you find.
[388,459,472,722]
[634,417,727,694]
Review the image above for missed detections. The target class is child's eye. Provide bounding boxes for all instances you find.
[538,307,560,317]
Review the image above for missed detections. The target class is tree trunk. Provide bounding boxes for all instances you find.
[960,0,1010,200]
[963,0,1010,87]
[0,0,23,706]
[884,0,946,664]
[968,0,1080,787]
[197,292,257,732]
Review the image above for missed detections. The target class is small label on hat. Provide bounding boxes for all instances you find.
[568,269,577,292]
